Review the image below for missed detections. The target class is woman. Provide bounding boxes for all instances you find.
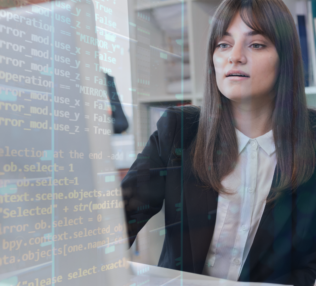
[122,0,316,285]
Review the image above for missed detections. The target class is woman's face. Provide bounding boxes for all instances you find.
[213,13,279,103]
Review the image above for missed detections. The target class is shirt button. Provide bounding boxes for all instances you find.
[233,258,241,265]
[248,188,254,193]
[251,141,256,146]
[251,152,256,158]
[241,225,248,231]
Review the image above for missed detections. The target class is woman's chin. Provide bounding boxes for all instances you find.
[222,93,253,103]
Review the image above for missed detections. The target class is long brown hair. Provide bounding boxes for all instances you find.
[192,0,316,199]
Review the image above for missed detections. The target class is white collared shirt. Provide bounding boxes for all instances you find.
[202,129,277,280]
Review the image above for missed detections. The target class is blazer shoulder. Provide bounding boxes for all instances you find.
[158,106,201,148]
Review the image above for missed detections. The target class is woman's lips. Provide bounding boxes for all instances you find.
[226,76,250,81]
[225,70,250,81]
[226,70,250,78]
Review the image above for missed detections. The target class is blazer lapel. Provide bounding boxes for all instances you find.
[239,166,295,281]
[183,147,218,274]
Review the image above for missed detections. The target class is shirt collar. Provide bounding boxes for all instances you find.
[236,128,276,156]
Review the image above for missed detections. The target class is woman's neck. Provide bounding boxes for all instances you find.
[231,98,274,139]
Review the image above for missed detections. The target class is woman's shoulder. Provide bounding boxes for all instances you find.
[157,105,201,147]
[163,105,201,121]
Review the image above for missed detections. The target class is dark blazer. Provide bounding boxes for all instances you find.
[122,106,316,286]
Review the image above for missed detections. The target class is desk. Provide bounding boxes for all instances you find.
[128,261,291,286]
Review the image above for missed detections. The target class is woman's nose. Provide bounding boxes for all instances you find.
[228,44,247,65]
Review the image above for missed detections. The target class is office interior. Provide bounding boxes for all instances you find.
[1,0,316,285]
[126,0,316,266]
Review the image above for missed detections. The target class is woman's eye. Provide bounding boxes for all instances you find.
[251,43,265,49]
[217,43,229,49]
